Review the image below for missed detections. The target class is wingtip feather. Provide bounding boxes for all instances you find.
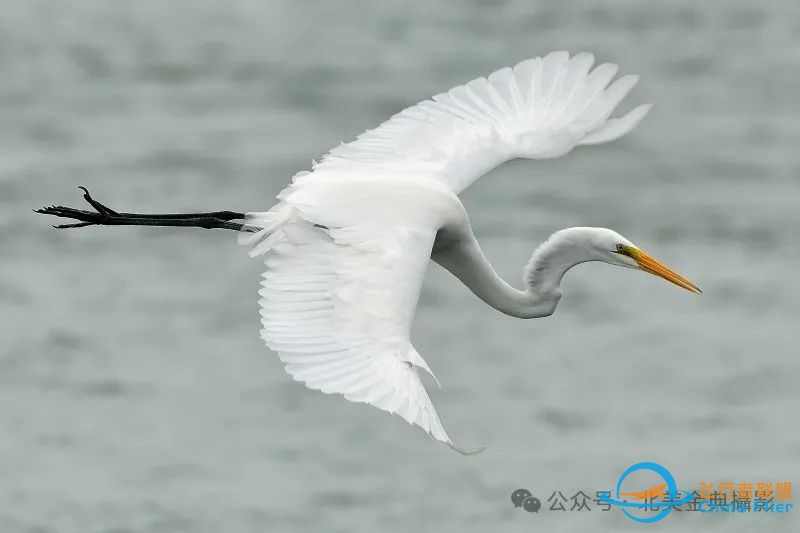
[447,441,487,455]
[580,103,652,145]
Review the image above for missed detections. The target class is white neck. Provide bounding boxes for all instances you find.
[524,229,593,295]
[433,228,593,319]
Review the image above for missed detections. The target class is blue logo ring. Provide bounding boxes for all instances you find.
[600,462,695,524]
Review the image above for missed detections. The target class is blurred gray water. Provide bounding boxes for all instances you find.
[2,1,799,532]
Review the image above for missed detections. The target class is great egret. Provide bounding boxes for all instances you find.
[37,51,700,454]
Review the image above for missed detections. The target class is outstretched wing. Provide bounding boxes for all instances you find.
[310,51,650,193]
[239,181,475,450]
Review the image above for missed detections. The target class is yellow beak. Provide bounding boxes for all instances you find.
[629,249,702,294]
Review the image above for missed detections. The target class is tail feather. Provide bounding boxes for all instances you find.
[237,203,295,256]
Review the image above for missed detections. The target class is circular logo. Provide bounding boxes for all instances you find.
[601,462,695,523]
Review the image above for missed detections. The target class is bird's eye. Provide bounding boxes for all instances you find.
[616,244,625,252]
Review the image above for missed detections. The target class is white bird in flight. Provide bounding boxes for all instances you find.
[38,51,701,454]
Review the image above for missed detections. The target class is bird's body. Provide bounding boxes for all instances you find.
[37,51,700,454]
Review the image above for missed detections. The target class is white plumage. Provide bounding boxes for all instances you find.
[36,51,705,452]
[240,51,653,452]
[312,51,651,193]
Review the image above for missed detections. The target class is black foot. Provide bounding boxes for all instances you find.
[35,187,248,231]
[34,187,117,228]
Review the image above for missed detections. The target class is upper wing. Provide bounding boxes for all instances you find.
[239,180,476,451]
[309,51,651,194]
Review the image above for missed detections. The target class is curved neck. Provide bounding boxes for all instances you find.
[433,229,596,319]
[524,231,591,295]
[433,235,562,319]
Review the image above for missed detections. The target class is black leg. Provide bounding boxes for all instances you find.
[35,187,253,232]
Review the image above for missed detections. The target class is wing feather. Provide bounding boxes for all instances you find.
[307,51,650,193]
[242,192,458,446]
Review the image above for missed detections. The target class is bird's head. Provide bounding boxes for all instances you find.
[582,228,701,294]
